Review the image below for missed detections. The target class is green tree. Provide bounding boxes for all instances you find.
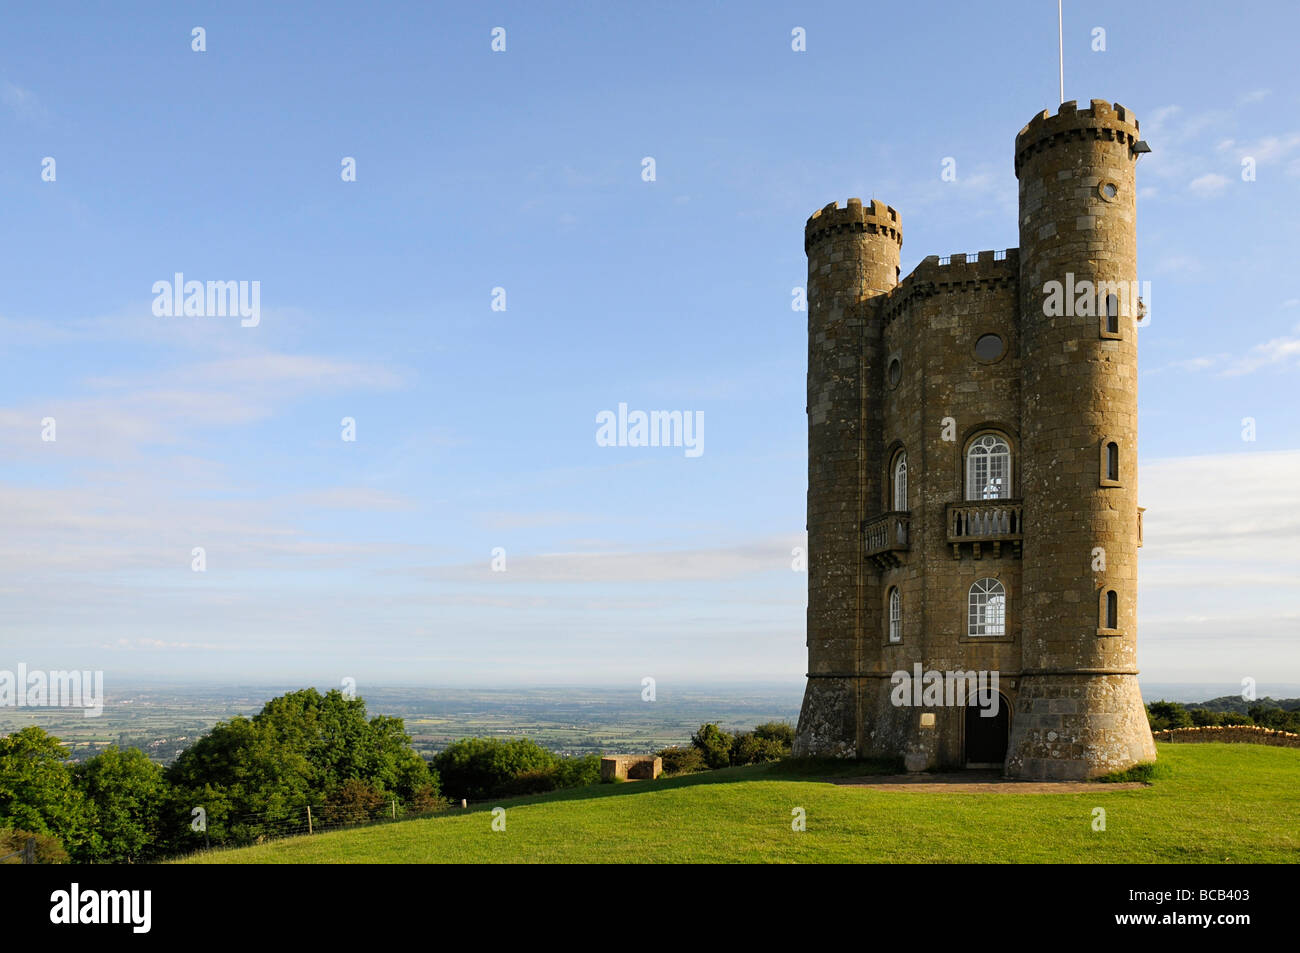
[166,713,314,845]
[691,723,735,769]
[552,754,602,789]
[0,727,93,859]
[730,721,794,764]
[433,737,558,800]
[730,730,789,765]
[165,688,434,848]
[249,689,435,801]
[657,745,707,775]
[1146,701,1192,731]
[73,746,168,863]
[753,722,796,746]
[1249,705,1300,732]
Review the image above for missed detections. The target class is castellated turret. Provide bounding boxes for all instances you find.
[801,198,900,758]
[793,101,1156,780]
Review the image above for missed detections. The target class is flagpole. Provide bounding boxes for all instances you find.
[1058,0,1065,103]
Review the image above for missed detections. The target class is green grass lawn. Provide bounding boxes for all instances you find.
[179,743,1300,864]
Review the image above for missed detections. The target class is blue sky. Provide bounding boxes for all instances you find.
[1,1,1297,692]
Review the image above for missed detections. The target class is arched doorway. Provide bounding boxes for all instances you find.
[964,693,1010,767]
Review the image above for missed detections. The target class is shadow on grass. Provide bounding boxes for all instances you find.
[1096,760,1170,784]
[452,756,904,816]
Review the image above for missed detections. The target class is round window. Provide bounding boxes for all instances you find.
[887,357,902,388]
[1099,182,1119,202]
[974,333,1004,362]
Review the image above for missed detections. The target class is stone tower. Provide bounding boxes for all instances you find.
[802,197,900,758]
[793,100,1157,780]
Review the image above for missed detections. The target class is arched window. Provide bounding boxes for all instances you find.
[1104,589,1118,629]
[892,452,907,511]
[1106,442,1119,482]
[888,587,902,643]
[966,434,1011,500]
[968,578,1006,637]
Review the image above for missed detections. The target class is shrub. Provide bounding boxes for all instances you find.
[1097,761,1169,784]
[433,738,558,801]
[690,724,734,769]
[753,721,796,746]
[1188,708,1221,727]
[657,746,708,776]
[318,778,388,826]
[552,754,602,789]
[730,731,789,765]
[730,722,794,765]
[1146,701,1192,731]
[407,783,444,814]
[0,829,68,864]
[1250,706,1300,733]
[496,769,559,797]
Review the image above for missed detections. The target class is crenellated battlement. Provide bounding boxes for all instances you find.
[1014,99,1141,176]
[804,197,902,253]
[878,249,1019,325]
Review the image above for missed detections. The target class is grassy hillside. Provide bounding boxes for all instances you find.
[181,744,1300,864]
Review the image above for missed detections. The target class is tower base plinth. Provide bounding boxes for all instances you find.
[1005,674,1156,780]
[793,677,858,759]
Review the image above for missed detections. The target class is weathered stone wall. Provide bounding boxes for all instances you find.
[1007,100,1154,778]
[795,676,859,758]
[795,199,899,758]
[599,755,662,781]
[1154,726,1300,748]
[1007,674,1152,778]
[877,255,1024,768]
[798,101,1156,779]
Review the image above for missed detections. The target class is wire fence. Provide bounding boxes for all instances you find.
[174,796,480,859]
[0,837,37,864]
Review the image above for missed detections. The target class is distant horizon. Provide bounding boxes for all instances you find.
[64,677,1300,703]
[3,1,1297,687]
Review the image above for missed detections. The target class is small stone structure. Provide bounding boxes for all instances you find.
[600,755,662,781]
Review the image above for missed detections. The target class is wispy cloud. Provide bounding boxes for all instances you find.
[1138,101,1300,196]
[418,536,804,584]
[1141,450,1300,606]
[1223,327,1300,376]
[1146,322,1300,378]
[1,80,46,120]
[1188,172,1229,195]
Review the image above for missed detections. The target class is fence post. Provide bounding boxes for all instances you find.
[23,837,36,864]
[306,805,313,835]
[391,798,396,820]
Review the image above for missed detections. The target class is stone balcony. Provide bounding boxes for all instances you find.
[864,511,910,569]
[946,499,1023,558]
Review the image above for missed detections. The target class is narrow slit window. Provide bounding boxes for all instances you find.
[1105,590,1118,629]
[888,588,902,643]
[1106,441,1119,482]
[893,452,907,511]
[1106,294,1120,335]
